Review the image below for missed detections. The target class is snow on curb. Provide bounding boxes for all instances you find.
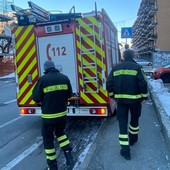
[148,78,170,148]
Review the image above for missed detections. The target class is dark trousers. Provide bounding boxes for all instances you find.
[42,117,71,166]
[117,102,142,152]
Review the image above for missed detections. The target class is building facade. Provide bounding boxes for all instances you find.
[132,0,170,66]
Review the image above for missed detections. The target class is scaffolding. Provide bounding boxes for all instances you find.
[0,0,14,13]
[0,0,14,57]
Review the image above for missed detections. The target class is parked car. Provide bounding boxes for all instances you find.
[134,58,152,66]
[152,64,170,83]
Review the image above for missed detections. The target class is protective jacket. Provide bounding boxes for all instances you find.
[106,59,148,103]
[32,68,72,119]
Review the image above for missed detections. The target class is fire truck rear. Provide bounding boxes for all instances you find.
[11,1,119,116]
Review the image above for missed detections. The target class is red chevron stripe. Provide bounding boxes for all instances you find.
[19,61,38,91]
[16,30,35,61]
[18,64,39,104]
[17,40,36,68]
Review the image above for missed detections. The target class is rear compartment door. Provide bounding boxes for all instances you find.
[37,33,78,93]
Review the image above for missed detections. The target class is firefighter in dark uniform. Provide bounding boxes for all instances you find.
[106,49,148,160]
[32,60,74,170]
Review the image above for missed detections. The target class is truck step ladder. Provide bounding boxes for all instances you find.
[79,23,99,93]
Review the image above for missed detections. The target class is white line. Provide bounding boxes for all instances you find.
[0,117,22,129]
[1,140,43,170]
[4,99,17,104]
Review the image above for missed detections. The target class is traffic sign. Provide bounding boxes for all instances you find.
[121,27,132,38]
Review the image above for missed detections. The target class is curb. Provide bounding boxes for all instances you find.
[148,83,170,148]
[0,77,15,81]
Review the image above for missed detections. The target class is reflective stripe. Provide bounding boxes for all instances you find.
[43,84,68,93]
[46,155,57,160]
[129,124,139,131]
[113,70,137,76]
[142,93,149,97]
[42,111,66,119]
[119,134,129,145]
[45,148,55,154]
[129,129,139,134]
[57,135,67,141]
[119,134,128,138]
[115,94,142,99]
[60,140,70,147]
[109,92,114,97]
[119,141,129,145]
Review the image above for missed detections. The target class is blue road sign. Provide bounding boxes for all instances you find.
[121,27,132,38]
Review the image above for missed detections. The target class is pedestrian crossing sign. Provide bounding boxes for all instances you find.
[121,27,132,38]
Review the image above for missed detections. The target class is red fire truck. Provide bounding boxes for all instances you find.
[11,1,119,116]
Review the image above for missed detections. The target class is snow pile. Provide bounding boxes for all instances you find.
[149,78,170,116]
[0,73,15,79]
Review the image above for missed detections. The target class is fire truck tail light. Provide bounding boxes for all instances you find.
[90,108,106,115]
[20,108,35,115]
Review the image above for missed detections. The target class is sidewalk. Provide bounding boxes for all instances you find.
[78,82,170,170]
[148,81,170,149]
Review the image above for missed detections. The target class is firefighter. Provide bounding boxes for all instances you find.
[32,60,74,170]
[106,49,148,160]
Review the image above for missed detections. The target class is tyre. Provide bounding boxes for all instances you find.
[160,74,170,83]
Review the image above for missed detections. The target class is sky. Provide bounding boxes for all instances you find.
[11,0,141,44]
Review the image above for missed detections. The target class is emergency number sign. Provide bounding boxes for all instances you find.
[37,33,78,93]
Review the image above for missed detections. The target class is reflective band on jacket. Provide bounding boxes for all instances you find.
[43,84,68,93]
[113,70,137,76]
[142,93,149,97]
[115,93,148,99]
[42,111,66,119]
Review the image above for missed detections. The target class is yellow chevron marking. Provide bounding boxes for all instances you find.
[78,56,107,103]
[80,91,94,104]
[86,16,98,28]
[18,45,36,75]
[76,27,105,57]
[78,19,100,42]
[87,17,104,45]
[17,34,35,63]
[76,39,106,71]
[77,19,105,47]
[14,26,24,38]
[19,58,37,104]
[16,26,33,49]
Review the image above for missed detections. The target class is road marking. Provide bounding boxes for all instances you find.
[3,99,17,104]
[0,117,22,129]
[1,139,43,170]
[73,118,106,170]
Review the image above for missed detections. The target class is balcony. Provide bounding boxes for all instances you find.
[150,0,156,4]
[148,34,157,41]
[149,6,158,16]
[149,20,157,29]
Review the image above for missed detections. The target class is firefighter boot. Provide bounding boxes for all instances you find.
[120,147,131,160]
[129,133,138,146]
[64,150,74,170]
[48,162,58,170]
